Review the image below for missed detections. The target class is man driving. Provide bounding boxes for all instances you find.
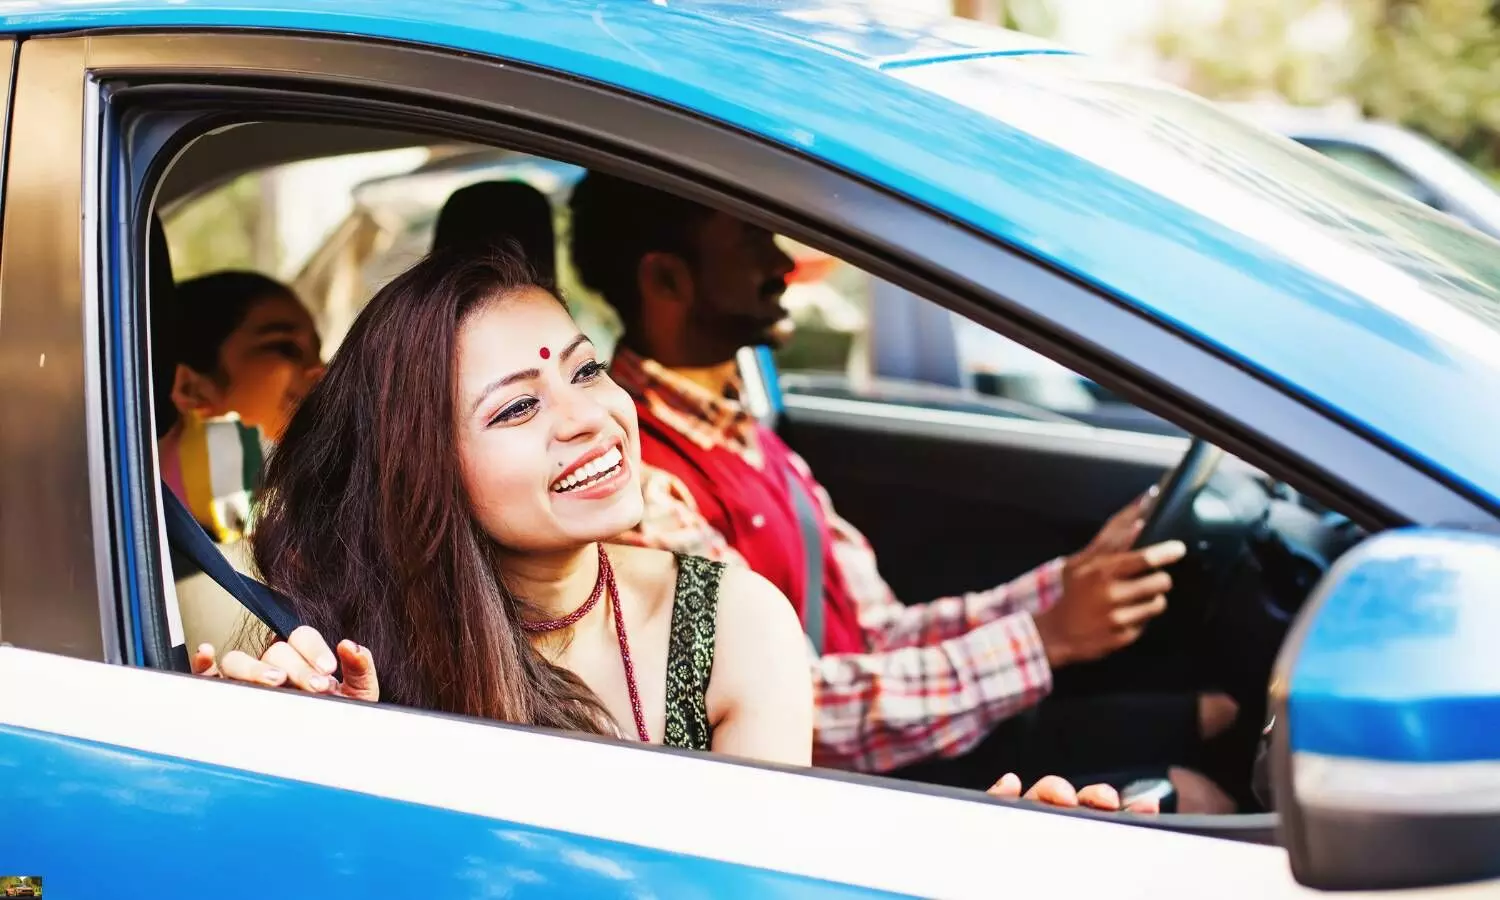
[568,172,1236,812]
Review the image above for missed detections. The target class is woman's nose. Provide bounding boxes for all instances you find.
[552,388,610,440]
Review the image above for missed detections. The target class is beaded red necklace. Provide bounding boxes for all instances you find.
[518,545,649,743]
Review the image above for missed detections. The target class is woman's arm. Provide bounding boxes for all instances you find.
[705,566,814,766]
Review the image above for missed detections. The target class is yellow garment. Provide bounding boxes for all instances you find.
[176,410,265,543]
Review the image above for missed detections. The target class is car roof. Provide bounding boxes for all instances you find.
[9,0,1500,512]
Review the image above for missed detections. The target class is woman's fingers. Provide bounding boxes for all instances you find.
[218,649,288,687]
[197,630,372,701]
[191,643,220,677]
[334,639,380,702]
[262,641,334,693]
[286,625,339,678]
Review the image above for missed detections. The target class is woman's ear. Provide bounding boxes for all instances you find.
[170,363,222,417]
[637,251,695,308]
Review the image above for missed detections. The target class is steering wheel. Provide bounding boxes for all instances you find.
[1135,438,1225,549]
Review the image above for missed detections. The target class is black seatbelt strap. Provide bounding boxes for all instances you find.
[159,482,302,640]
[784,469,825,656]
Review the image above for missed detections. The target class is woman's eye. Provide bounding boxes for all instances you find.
[573,360,608,383]
[489,397,538,426]
[265,341,302,361]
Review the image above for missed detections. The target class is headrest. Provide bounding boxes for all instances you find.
[432,180,556,282]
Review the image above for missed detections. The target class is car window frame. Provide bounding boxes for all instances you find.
[5,27,1493,846]
[12,22,1490,661]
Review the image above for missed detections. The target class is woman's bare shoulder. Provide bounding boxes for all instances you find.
[712,564,804,655]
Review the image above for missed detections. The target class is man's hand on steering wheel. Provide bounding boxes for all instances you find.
[1077,485,1159,559]
[1033,489,1186,668]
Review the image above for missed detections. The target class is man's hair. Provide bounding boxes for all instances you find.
[567,171,716,332]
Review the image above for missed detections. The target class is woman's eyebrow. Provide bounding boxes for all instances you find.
[558,333,592,363]
[471,368,540,416]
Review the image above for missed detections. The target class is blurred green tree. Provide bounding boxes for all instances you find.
[166,170,278,281]
[1153,0,1500,167]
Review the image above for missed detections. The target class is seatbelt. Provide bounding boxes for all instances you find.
[635,415,826,655]
[784,469,825,656]
[159,481,302,641]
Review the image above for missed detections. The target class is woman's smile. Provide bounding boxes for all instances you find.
[550,441,630,499]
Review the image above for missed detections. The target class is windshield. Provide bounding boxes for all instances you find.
[892,54,1500,357]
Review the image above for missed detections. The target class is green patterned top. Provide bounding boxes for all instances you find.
[662,553,723,751]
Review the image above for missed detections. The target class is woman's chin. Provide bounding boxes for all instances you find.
[556,494,644,546]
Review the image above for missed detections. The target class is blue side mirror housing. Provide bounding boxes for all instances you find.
[1271,528,1500,891]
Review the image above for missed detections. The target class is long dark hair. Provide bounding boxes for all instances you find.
[250,242,615,735]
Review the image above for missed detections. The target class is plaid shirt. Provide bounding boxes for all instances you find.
[612,350,1066,773]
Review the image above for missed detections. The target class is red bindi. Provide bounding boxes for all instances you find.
[539,346,551,360]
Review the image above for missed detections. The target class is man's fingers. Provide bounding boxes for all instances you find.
[219,649,287,687]
[334,640,380,701]
[987,772,1024,800]
[1110,624,1147,651]
[191,643,220,677]
[1022,775,1080,808]
[1110,570,1173,605]
[286,625,338,677]
[1198,692,1240,741]
[1125,797,1162,814]
[263,641,333,693]
[1111,594,1168,628]
[1108,540,1187,578]
[1077,784,1123,811]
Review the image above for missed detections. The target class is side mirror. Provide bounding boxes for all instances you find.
[1270,528,1500,891]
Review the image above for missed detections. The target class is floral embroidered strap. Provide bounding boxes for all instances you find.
[662,554,722,751]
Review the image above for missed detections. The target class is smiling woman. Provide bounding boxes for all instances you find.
[193,240,815,766]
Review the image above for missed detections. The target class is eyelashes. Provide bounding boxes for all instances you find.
[486,360,610,428]
[573,360,608,383]
[490,397,538,426]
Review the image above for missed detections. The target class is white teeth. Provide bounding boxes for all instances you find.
[552,447,624,493]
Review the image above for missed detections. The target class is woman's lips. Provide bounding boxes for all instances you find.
[550,443,626,496]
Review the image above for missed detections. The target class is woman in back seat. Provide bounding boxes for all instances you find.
[193,243,815,765]
[156,271,323,655]
[157,271,324,540]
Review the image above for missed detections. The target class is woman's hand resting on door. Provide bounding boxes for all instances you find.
[192,625,380,702]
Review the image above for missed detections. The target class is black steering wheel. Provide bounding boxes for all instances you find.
[1135,438,1225,549]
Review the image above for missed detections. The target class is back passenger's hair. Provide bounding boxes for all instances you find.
[567,170,716,334]
[251,240,616,737]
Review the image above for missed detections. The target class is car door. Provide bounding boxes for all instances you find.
[0,25,1310,899]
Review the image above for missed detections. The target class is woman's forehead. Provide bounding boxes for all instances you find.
[462,289,575,354]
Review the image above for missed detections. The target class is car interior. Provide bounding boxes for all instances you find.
[147,117,1375,826]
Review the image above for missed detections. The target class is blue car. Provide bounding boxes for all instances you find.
[3,2,1500,897]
